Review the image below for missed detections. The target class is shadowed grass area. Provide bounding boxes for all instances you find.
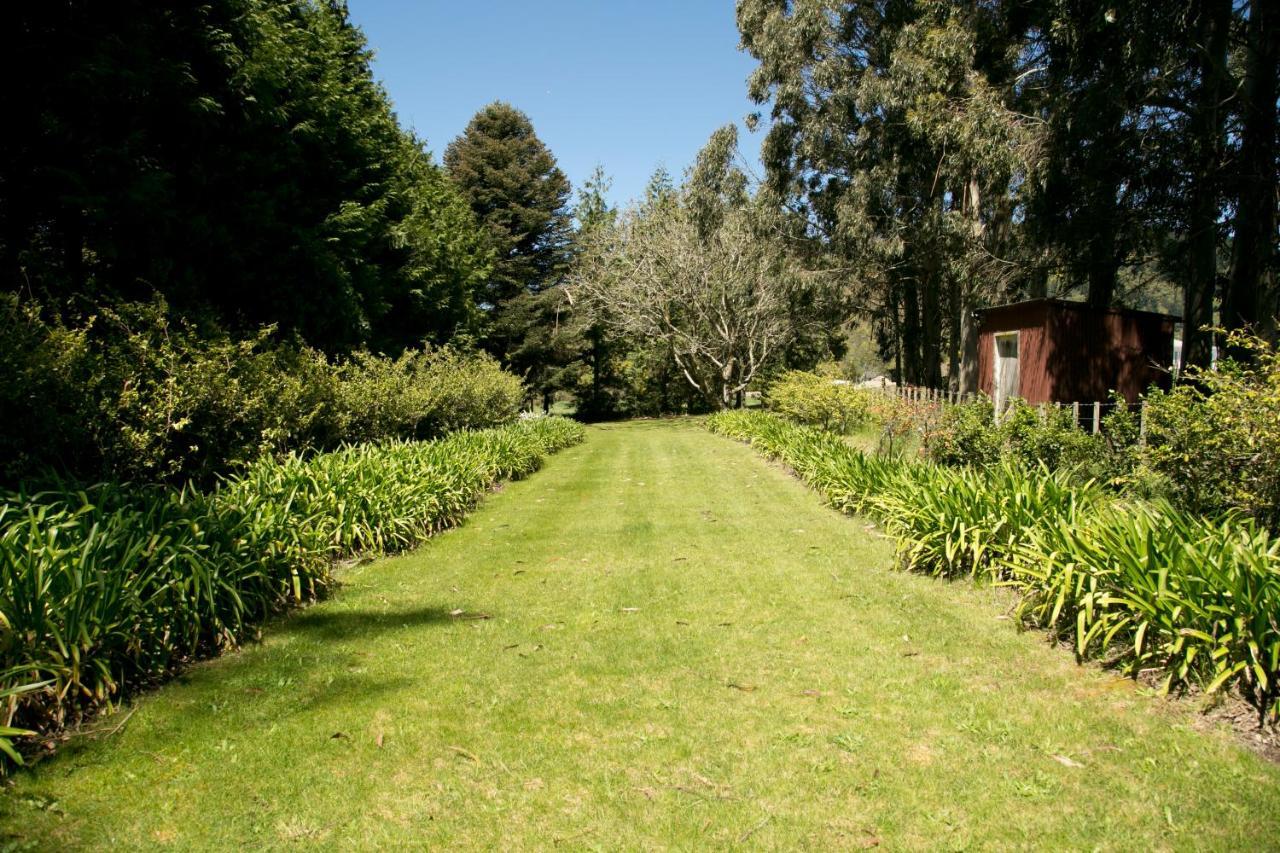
[2,419,1278,849]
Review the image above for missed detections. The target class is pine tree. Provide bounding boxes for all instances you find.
[443,102,573,367]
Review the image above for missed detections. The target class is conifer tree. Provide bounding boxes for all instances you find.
[443,103,573,368]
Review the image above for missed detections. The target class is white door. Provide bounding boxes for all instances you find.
[993,332,1019,416]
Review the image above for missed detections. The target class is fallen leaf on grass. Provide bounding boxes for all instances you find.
[330,732,348,740]
[620,607,640,613]
[1053,754,1084,768]
[449,609,492,620]
[375,732,384,749]
[448,745,479,762]
[727,682,756,692]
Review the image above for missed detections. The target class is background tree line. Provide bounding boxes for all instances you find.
[1,1,587,481]
[736,0,1278,386]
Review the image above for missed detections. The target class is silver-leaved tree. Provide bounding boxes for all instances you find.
[570,127,828,409]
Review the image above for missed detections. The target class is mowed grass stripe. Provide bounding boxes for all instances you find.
[3,419,1278,849]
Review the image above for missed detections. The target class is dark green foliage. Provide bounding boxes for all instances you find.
[2,1,487,352]
[444,102,573,379]
[0,417,585,768]
[0,296,522,485]
[707,410,1280,722]
[737,1,1280,385]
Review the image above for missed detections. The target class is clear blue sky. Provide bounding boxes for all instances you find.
[346,0,765,209]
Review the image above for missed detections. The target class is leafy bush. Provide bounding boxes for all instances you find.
[765,370,870,432]
[0,296,525,485]
[335,347,523,444]
[1007,502,1280,716]
[922,397,1001,466]
[707,410,1280,721]
[0,417,584,768]
[924,396,1138,486]
[1142,331,1280,530]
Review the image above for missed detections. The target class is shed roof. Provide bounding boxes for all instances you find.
[977,298,1181,323]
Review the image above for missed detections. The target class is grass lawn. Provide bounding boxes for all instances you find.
[3,419,1278,849]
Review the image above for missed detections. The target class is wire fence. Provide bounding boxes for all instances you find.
[881,383,1148,437]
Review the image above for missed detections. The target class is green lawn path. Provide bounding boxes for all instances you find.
[4,419,1278,849]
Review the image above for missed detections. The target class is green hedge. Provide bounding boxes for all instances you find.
[0,417,584,768]
[0,296,525,485]
[707,410,1280,721]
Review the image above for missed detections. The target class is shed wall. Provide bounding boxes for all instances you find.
[977,301,1174,405]
[977,302,1053,404]
[1048,308,1174,403]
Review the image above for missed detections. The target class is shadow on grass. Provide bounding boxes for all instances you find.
[276,605,488,643]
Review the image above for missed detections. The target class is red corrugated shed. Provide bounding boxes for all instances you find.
[976,299,1176,405]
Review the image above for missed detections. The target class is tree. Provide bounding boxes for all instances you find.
[738,0,1037,389]
[2,0,487,353]
[443,103,573,367]
[572,130,822,408]
[1223,0,1279,348]
[564,166,626,417]
[375,141,492,353]
[738,0,1279,386]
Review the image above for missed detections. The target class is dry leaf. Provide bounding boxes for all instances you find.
[1053,754,1084,768]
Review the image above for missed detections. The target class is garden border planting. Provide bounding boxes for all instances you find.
[0,417,584,769]
[706,410,1280,724]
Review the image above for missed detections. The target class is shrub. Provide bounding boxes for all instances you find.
[0,296,525,486]
[923,396,1139,487]
[0,417,584,768]
[1142,331,1280,530]
[707,410,1280,721]
[923,397,1001,466]
[335,347,523,444]
[1007,502,1280,716]
[765,370,870,433]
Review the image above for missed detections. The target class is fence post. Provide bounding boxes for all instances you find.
[1092,401,1102,434]
[1072,401,1080,429]
[1139,400,1147,445]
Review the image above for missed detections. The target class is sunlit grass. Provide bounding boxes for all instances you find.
[2,419,1277,848]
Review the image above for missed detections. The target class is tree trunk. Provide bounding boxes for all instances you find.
[959,173,983,394]
[901,272,922,384]
[947,273,961,391]
[1085,180,1120,309]
[890,283,904,385]
[921,254,944,387]
[1224,0,1279,348]
[1181,0,1231,373]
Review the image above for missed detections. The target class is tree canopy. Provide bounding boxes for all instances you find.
[3,0,488,352]
[738,0,1278,383]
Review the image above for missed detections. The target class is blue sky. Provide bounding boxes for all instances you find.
[346,1,765,209]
